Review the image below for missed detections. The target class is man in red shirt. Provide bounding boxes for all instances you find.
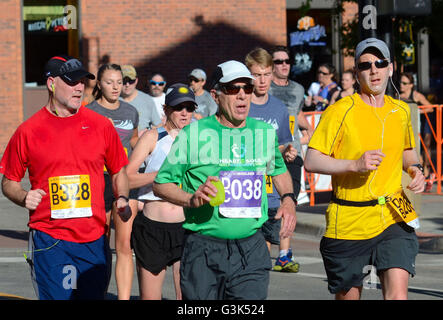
[0,55,130,299]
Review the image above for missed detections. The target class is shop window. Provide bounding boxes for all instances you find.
[286,9,334,90]
[23,0,79,86]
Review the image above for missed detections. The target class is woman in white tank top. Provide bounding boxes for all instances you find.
[127,84,197,300]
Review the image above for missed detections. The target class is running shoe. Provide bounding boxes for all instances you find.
[273,255,300,273]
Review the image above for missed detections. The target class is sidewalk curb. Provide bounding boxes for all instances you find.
[417,233,443,253]
[295,222,324,239]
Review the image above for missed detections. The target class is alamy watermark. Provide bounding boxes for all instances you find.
[362,265,378,290]
[64,5,77,30]
[62,264,77,290]
[166,122,278,171]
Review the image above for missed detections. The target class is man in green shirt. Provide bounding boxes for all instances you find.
[153,60,296,300]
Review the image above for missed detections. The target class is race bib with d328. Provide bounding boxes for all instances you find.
[218,171,263,218]
[388,190,420,229]
[48,175,93,219]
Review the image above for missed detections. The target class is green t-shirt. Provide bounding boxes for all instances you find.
[155,115,287,239]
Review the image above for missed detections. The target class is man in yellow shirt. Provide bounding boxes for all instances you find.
[305,38,425,300]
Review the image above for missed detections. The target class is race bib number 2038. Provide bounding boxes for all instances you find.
[218,171,263,218]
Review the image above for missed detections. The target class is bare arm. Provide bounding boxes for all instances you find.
[129,128,139,149]
[127,130,158,189]
[414,92,433,114]
[304,147,385,175]
[329,90,340,105]
[271,170,296,238]
[111,166,131,221]
[1,176,46,210]
[403,148,425,193]
[153,177,218,208]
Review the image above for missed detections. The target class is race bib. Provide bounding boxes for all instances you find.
[388,190,420,229]
[265,175,273,194]
[48,175,93,219]
[289,115,296,136]
[218,171,263,218]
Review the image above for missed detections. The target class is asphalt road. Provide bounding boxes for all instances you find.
[1,232,442,300]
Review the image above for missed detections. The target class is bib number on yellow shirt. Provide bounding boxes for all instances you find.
[388,191,420,229]
[49,175,93,219]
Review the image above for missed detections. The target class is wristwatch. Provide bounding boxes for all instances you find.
[281,193,298,205]
[410,164,424,175]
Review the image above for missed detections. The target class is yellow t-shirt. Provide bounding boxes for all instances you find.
[308,93,415,240]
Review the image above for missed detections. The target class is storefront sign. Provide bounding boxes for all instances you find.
[290,16,327,47]
[27,16,68,32]
[24,5,77,33]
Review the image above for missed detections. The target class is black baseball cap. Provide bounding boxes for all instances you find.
[165,83,197,107]
[44,55,95,82]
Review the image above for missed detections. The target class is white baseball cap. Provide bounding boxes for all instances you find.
[210,60,254,88]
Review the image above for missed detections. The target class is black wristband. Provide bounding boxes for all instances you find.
[118,195,129,202]
[281,193,297,205]
[411,163,424,175]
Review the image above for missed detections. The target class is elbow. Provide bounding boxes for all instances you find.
[152,182,162,198]
[303,161,313,173]
[126,171,136,189]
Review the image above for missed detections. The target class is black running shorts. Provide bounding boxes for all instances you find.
[131,213,185,274]
[320,222,419,294]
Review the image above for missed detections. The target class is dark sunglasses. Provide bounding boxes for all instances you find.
[273,59,291,65]
[220,83,254,95]
[150,80,166,86]
[357,59,389,71]
[400,81,411,85]
[171,104,196,112]
[317,71,330,76]
[123,78,136,85]
[189,77,201,83]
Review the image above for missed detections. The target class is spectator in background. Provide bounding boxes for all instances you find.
[120,65,162,136]
[400,72,434,190]
[330,69,357,105]
[188,68,218,120]
[305,63,339,111]
[148,73,167,125]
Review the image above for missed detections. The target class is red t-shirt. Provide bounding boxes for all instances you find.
[0,106,128,243]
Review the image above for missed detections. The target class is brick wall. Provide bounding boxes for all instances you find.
[342,1,358,71]
[0,0,286,154]
[81,0,287,88]
[0,1,23,154]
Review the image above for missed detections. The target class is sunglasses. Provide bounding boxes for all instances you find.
[171,104,196,112]
[400,81,411,85]
[220,83,254,95]
[189,77,202,83]
[273,59,291,65]
[357,59,389,71]
[150,80,166,86]
[123,78,136,85]
[317,71,330,76]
